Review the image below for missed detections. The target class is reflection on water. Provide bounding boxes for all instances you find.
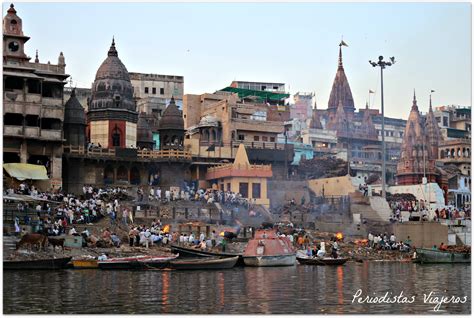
[3,263,470,314]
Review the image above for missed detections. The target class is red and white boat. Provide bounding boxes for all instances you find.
[243,229,296,266]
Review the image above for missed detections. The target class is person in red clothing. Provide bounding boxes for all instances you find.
[439,242,448,251]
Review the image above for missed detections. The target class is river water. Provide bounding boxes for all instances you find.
[3,262,470,314]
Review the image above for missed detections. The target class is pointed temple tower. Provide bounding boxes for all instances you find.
[362,102,378,138]
[327,43,355,116]
[309,104,323,129]
[87,38,138,148]
[396,92,439,185]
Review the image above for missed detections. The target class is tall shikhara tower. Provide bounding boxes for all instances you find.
[396,92,442,185]
[327,42,355,135]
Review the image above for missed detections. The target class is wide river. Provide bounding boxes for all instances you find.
[3,262,470,314]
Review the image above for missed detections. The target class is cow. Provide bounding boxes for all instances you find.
[16,234,48,251]
[47,237,65,252]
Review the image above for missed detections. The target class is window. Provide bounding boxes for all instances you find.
[227,183,231,191]
[399,132,403,138]
[238,134,245,141]
[220,183,224,191]
[160,88,164,95]
[254,136,260,141]
[270,137,275,142]
[252,183,261,199]
[239,183,249,198]
[261,86,266,91]
[144,87,149,94]
[262,136,268,142]
[443,117,449,127]
[152,87,156,94]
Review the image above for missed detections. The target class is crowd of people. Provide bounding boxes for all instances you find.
[367,232,411,252]
[6,183,130,235]
[141,185,254,209]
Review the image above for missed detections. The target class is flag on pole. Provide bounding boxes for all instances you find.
[369,90,375,94]
[340,40,349,47]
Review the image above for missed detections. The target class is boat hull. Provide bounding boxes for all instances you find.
[169,256,239,270]
[297,256,348,266]
[3,257,72,270]
[243,254,296,267]
[170,244,245,266]
[98,255,178,270]
[414,248,471,264]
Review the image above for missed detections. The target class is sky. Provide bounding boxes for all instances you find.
[7,2,471,118]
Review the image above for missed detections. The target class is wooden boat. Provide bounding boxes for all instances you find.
[137,254,179,269]
[168,256,239,270]
[413,248,471,264]
[3,257,72,270]
[170,244,245,266]
[72,259,98,269]
[243,229,296,267]
[98,255,178,270]
[297,256,348,266]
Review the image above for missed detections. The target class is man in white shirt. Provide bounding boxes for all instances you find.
[156,188,161,200]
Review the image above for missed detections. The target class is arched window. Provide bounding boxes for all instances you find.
[117,166,128,182]
[112,126,121,147]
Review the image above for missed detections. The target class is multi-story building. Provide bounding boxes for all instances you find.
[435,106,471,208]
[129,72,183,107]
[3,4,69,190]
[434,105,471,140]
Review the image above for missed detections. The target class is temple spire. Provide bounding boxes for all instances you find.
[108,36,118,57]
[412,89,418,111]
[338,45,343,69]
[35,49,39,63]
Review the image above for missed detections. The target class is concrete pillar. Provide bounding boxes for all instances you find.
[20,141,28,163]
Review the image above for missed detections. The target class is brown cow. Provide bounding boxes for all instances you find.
[16,234,48,251]
[47,237,65,252]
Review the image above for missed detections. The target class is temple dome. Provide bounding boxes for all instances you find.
[95,38,130,81]
[158,97,184,130]
[88,38,137,121]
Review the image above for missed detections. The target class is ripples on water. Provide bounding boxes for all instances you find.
[3,263,471,314]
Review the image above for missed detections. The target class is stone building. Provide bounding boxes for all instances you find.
[62,40,191,194]
[87,38,138,149]
[3,4,69,190]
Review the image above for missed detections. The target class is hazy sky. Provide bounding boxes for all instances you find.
[8,2,471,118]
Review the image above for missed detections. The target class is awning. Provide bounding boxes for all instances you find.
[3,163,49,181]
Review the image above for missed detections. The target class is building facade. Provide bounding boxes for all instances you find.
[3,4,69,189]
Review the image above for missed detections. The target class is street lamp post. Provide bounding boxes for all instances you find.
[369,55,395,198]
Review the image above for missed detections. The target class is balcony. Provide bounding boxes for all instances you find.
[25,94,42,103]
[24,127,40,138]
[41,129,62,140]
[4,125,22,136]
[3,103,24,115]
[42,97,63,107]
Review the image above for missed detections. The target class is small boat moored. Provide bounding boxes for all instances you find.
[168,256,239,270]
[413,248,471,264]
[296,256,348,266]
[3,257,72,270]
[98,255,178,270]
